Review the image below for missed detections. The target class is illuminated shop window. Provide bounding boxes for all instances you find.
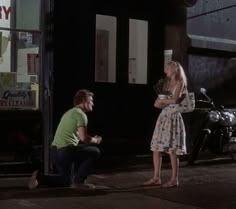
[95,14,117,83]
[0,0,41,110]
[128,19,148,84]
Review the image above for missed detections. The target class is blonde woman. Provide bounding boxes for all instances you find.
[143,61,187,188]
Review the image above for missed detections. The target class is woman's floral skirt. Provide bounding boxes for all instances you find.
[151,104,187,155]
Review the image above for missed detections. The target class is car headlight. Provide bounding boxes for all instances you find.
[209,110,220,123]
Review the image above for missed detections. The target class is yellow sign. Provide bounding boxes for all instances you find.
[0,72,16,88]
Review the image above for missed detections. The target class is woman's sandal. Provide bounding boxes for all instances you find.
[142,178,161,186]
[161,180,178,188]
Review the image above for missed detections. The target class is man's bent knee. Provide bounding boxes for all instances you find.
[90,146,101,159]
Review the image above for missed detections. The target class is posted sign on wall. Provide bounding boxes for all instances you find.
[0,89,36,109]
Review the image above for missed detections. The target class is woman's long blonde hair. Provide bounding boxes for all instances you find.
[167,61,187,87]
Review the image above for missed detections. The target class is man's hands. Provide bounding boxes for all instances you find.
[91,135,102,144]
[94,135,102,144]
[76,127,102,144]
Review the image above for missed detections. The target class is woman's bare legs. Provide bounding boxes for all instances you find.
[162,153,179,187]
[153,151,162,180]
[143,151,162,185]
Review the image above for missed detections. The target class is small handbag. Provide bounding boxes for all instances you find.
[175,90,195,113]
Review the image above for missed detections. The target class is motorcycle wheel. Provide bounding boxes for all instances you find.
[187,130,210,165]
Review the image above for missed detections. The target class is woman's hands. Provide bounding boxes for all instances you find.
[154,98,166,109]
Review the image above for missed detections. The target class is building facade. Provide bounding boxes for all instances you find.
[0,0,210,175]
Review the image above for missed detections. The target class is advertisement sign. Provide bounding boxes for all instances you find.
[0,89,36,109]
[0,0,11,69]
[27,53,39,74]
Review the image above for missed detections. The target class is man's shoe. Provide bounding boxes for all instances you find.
[28,170,39,190]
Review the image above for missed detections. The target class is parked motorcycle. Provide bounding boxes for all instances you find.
[188,88,236,165]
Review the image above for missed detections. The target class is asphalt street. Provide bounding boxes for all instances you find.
[0,155,235,209]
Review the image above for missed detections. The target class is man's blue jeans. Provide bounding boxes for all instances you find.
[51,144,100,186]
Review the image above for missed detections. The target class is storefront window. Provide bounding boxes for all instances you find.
[15,0,40,30]
[95,14,117,83]
[128,19,148,84]
[0,0,41,110]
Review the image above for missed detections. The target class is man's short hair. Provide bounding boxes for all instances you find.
[73,89,94,106]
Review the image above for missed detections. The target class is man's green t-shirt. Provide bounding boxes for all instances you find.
[52,107,88,148]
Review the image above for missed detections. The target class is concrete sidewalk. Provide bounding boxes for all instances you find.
[0,157,235,209]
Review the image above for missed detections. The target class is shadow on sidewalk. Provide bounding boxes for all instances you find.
[0,186,109,200]
[0,182,165,201]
